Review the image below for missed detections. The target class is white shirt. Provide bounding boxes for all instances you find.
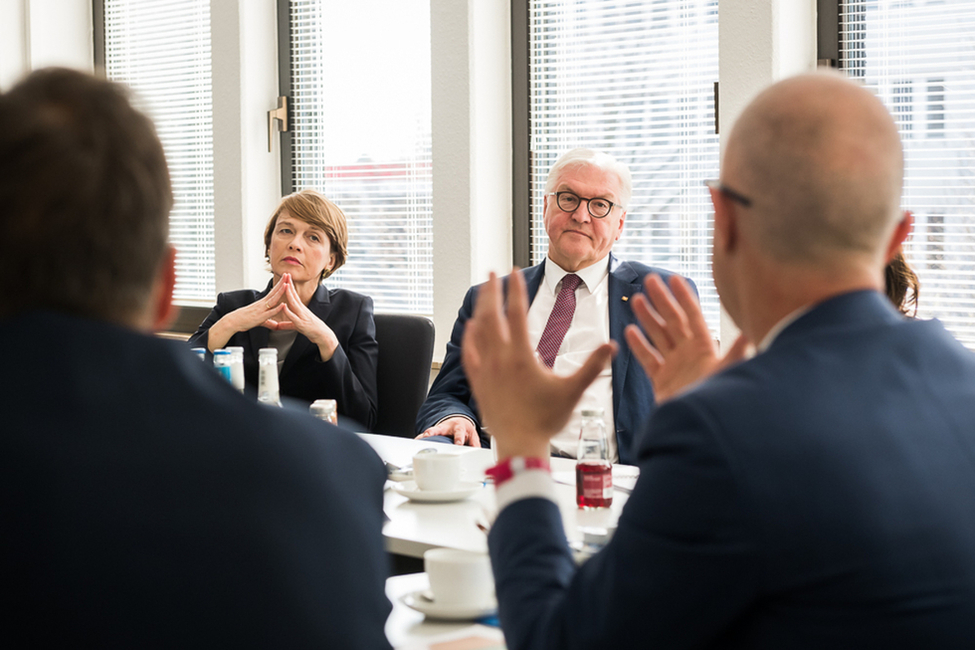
[527,256,618,462]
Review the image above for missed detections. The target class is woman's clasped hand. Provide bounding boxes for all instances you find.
[187,189,378,428]
[262,272,341,361]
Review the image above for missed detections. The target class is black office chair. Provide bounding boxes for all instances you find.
[373,313,436,438]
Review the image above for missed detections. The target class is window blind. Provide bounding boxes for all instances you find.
[528,0,720,336]
[840,0,975,348]
[287,0,433,314]
[102,0,215,305]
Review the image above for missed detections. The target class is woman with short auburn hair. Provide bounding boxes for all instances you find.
[190,189,377,428]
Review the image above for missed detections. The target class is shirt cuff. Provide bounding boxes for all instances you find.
[435,414,477,429]
[495,468,558,511]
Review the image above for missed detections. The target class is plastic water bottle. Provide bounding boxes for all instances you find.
[257,348,282,407]
[213,349,233,383]
[576,408,613,508]
[191,347,207,361]
[226,346,245,393]
[310,399,338,424]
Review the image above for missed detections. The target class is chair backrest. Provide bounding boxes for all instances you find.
[373,313,436,438]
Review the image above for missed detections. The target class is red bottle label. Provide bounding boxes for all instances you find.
[576,462,613,508]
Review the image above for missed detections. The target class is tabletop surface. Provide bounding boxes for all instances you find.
[359,434,637,558]
[385,572,505,649]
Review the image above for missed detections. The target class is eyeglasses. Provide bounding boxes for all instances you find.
[548,191,618,219]
[704,179,752,208]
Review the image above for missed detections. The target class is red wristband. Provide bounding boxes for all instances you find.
[485,456,550,488]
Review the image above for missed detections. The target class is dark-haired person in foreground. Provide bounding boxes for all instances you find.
[0,68,390,648]
[464,71,975,649]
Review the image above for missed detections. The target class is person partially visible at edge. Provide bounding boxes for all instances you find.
[462,71,975,649]
[189,189,378,430]
[0,68,391,648]
[414,148,697,464]
[885,248,920,317]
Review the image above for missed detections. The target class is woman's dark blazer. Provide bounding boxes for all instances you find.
[189,282,378,429]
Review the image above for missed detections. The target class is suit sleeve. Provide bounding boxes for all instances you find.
[414,286,488,444]
[187,293,238,359]
[315,295,378,430]
[487,397,760,650]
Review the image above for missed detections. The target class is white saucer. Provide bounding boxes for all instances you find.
[401,589,497,620]
[392,480,483,503]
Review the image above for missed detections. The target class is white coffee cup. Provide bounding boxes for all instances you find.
[412,450,461,492]
[423,548,496,608]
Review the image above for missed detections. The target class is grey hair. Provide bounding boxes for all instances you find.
[545,148,633,210]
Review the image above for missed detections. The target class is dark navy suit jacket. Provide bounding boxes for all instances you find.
[415,255,694,464]
[489,291,975,649]
[1,311,391,648]
[189,282,378,430]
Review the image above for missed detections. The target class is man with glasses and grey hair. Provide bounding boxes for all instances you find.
[415,148,695,464]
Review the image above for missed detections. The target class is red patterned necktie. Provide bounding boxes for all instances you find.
[535,273,582,368]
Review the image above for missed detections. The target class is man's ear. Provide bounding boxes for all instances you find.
[709,187,738,254]
[150,245,179,332]
[885,210,913,264]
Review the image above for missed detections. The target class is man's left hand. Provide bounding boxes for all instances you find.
[625,274,751,403]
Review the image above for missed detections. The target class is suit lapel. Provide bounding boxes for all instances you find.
[248,284,273,355]
[523,262,546,306]
[608,255,641,421]
[500,262,546,311]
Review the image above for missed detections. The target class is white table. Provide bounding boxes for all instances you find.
[359,434,635,558]
[385,572,505,649]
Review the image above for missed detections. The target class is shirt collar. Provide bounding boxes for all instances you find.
[757,305,811,352]
[543,254,610,295]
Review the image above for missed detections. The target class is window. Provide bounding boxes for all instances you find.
[892,79,913,134]
[840,0,975,347]
[523,0,720,335]
[101,0,215,305]
[283,0,433,314]
[926,78,945,135]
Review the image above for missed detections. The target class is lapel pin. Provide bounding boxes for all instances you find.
[621,295,629,302]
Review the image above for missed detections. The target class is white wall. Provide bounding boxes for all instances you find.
[0,0,29,88]
[717,0,817,348]
[210,0,282,295]
[0,0,92,89]
[431,0,512,357]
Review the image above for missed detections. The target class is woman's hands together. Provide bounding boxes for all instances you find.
[224,273,291,332]
[209,274,339,361]
[269,274,339,361]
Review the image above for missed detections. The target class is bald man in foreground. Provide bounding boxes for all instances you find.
[466,71,975,648]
